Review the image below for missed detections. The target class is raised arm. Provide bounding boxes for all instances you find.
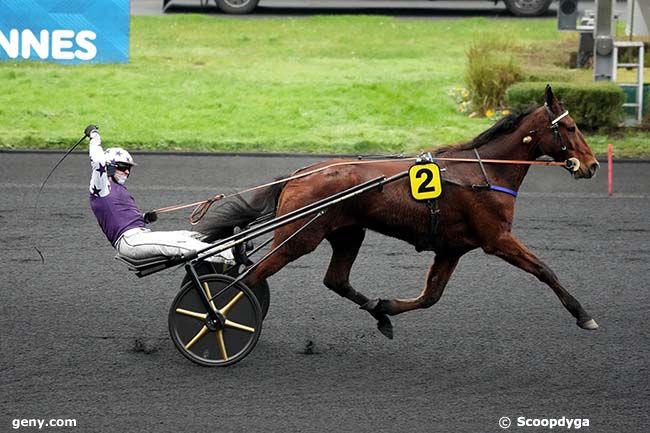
[87,125,110,198]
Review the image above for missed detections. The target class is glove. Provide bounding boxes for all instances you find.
[84,124,99,137]
[143,211,158,224]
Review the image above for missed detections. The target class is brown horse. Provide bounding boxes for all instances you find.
[197,85,600,338]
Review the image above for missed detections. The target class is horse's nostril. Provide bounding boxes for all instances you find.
[590,162,599,175]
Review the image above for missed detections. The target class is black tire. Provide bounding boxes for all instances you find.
[180,261,271,319]
[503,0,552,16]
[215,0,259,14]
[169,274,262,367]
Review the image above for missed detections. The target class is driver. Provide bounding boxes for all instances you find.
[86,125,234,265]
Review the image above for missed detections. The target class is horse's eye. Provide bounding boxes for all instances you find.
[567,126,576,132]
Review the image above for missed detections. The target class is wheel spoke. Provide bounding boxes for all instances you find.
[220,291,245,315]
[225,319,255,333]
[184,325,209,350]
[217,330,228,360]
[175,308,207,321]
[202,282,217,311]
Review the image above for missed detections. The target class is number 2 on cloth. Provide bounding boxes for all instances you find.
[408,163,442,200]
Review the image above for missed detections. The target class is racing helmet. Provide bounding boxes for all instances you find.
[104,147,137,176]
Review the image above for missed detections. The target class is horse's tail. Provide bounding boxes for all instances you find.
[195,177,286,243]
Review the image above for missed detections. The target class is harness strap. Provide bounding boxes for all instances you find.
[473,147,491,189]
[543,104,569,153]
[551,111,569,125]
[470,147,518,198]
[422,199,440,252]
[489,185,518,198]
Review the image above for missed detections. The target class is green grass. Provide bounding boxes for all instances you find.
[0,15,648,156]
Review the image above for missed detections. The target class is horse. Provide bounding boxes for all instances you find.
[196,85,600,339]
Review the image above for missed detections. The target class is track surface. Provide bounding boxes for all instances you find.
[1,153,648,432]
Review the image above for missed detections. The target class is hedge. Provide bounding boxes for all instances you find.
[505,82,625,130]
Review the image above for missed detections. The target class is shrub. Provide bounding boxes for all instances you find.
[465,41,523,115]
[505,82,625,130]
[523,67,575,83]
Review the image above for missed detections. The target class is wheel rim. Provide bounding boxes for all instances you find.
[169,274,261,366]
[181,261,271,319]
[510,0,545,13]
[223,0,251,9]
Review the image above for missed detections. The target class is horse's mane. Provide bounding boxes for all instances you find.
[434,108,534,155]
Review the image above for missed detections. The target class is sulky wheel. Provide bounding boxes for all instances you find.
[226,261,270,320]
[180,261,271,319]
[169,274,262,367]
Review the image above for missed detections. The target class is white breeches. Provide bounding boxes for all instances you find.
[116,228,234,264]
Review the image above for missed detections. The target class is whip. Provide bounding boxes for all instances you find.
[33,134,88,262]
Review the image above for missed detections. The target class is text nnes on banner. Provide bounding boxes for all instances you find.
[0,0,129,64]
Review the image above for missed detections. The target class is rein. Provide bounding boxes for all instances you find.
[156,155,569,224]
[155,158,417,223]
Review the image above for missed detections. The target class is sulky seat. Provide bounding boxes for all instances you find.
[115,253,187,277]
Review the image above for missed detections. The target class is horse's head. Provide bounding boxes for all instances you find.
[530,85,599,179]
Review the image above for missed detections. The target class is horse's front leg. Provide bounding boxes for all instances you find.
[483,233,598,330]
[361,254,460,316]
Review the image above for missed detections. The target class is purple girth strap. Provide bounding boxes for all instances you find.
[489,185,518,198]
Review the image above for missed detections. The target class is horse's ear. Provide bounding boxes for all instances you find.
[544,84,555,106]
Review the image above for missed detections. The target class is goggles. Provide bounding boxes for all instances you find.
[115,162,133,172]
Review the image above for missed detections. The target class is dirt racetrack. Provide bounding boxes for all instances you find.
[1,152,648,432]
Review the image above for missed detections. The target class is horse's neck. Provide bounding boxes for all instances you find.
[462,123,538,190]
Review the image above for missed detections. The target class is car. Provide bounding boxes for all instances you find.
[163,0,553,17]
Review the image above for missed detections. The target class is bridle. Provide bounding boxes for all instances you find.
[529,103,570,157]
[545,103,570,152]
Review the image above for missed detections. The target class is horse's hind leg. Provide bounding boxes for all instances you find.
[483,233,598,330]
[324,227,394,339]
[361,253,460,316]
[243,223,324,287]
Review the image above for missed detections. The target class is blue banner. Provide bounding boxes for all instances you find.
[0,0,129,64]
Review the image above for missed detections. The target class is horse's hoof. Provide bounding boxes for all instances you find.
[377,317,393,340]
[578,318,599,330]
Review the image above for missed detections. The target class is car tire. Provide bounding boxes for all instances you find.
[215,0,259,14]
[504,0,552,16]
